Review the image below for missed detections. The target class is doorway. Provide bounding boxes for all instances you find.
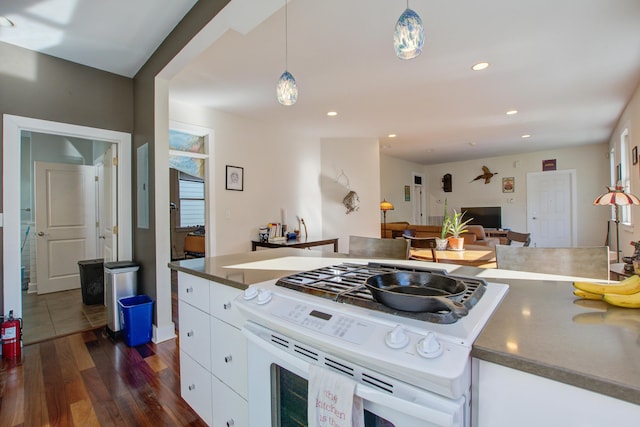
[526,170,577,247]
[3,114,132,325]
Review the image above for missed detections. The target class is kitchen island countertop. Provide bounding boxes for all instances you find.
[169,249,640,406]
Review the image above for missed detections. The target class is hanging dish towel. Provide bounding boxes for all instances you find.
[308,364,364,427]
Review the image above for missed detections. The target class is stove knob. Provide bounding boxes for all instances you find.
[416,332,443,358]
[385,325,409,349]
[257,289,272,305]
[243,286,259,300]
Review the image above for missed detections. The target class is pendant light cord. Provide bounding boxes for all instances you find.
[284,0,289,71]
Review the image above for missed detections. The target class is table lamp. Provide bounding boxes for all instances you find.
[593,183,640,263]
[380,199,395,238]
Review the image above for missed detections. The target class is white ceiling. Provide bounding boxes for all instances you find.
[3,0,640,165]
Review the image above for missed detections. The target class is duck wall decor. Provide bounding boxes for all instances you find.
[471,166,498,184]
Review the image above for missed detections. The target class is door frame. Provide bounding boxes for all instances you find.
[3,114,132,318]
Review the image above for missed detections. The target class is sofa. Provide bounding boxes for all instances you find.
[381,222,499,247]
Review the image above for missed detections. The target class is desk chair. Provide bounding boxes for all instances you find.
[506,231,531,247]
[495,246,609,280]
[349,236,410,259]
[184,234,205,258]
[404,236,438,262]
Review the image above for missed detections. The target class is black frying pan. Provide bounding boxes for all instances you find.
[365,272,469,316]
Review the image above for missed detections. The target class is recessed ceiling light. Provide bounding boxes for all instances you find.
[0,16,15,27]
[327,111,338,117]
[522,134,531,139]
[468,142,477,146]
[506,110,518,115]
[471,62,489,71]
[388,134,397,138]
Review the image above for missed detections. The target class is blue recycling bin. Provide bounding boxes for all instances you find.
[118,295,153,346]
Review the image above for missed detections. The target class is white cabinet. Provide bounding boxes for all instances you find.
[180,350,213,426]
[211,376,249,427]
[177,272,248,426]
[211,316,248,398]
[472,359,640,427]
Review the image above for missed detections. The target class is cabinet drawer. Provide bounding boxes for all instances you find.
[211,317,248,398]
[178,272,210,313]
[179,300,211,371]
[211,376,248,427]
[210,283,245,328]
[180,351,213,426]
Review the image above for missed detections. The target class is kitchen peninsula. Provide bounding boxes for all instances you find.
[169,248,640,426]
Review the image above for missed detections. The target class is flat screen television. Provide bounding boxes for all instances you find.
[460,206,502,229]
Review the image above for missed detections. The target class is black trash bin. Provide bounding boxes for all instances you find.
[78,259,104,305]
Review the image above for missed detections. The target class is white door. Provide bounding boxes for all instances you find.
[526,170,576,247]
[96,146,117,262]
[35,162,97,294]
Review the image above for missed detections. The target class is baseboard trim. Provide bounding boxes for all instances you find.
[153,323,176,343]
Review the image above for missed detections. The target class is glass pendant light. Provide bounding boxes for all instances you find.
[393,1,424,60]
[277,0,297,106]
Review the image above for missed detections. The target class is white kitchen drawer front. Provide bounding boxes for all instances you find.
[211,376,248,427]
[179,300,212,371]
[178,272,210,313]
[210,317,248,398]
[210,282,245,328]
[180,350,213,426]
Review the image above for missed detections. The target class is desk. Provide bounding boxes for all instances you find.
[252,237,339,252]
[411,246,496,267]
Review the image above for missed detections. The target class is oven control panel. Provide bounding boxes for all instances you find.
[270,302,375,345]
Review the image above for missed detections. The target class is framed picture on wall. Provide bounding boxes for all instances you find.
[404,185,410,201]
[226,165,244,191]
[502,177,514,193]
[633,146,638,165]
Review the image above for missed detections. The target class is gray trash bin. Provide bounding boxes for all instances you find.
[104,261,139,335]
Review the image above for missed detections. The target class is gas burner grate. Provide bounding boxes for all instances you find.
[276,263,486,324]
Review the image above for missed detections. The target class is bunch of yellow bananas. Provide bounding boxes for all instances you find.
[573,275,640,308]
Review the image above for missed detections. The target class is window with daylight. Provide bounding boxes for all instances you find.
[621,130,631,224]
[169,128,209,228]
[178,172,205,227]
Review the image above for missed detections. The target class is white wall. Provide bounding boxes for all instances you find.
[381,143,610,247]
[321,138,381,252]
[170,100,323,255]
[379,154,427,224]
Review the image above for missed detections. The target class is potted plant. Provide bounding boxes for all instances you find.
[446,209,473,251]
[434,199,450,250]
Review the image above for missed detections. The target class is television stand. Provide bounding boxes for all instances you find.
[485,229,508,244]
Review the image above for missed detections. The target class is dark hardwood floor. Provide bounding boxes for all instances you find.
[0,327,206,426]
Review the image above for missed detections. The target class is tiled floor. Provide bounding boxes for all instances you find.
[21,288,107,345]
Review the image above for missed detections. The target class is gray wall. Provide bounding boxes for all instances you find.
[0,41,134,313]
[132,0,231,303]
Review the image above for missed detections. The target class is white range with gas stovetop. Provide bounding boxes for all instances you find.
[234,260,509,427]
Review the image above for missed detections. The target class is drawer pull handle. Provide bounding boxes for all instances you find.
[187,330,194,337]
[224,355,233,363]
[186,287,193,293]
[223,302,232,310]
[188,384,196,391]
[226,419,235,427]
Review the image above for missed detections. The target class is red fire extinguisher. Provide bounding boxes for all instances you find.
[1,310,22,360]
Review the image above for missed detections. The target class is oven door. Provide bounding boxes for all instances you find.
[244,322,467,427]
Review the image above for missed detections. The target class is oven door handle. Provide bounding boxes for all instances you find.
[244,325,462,427]
[355,385,457,426]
